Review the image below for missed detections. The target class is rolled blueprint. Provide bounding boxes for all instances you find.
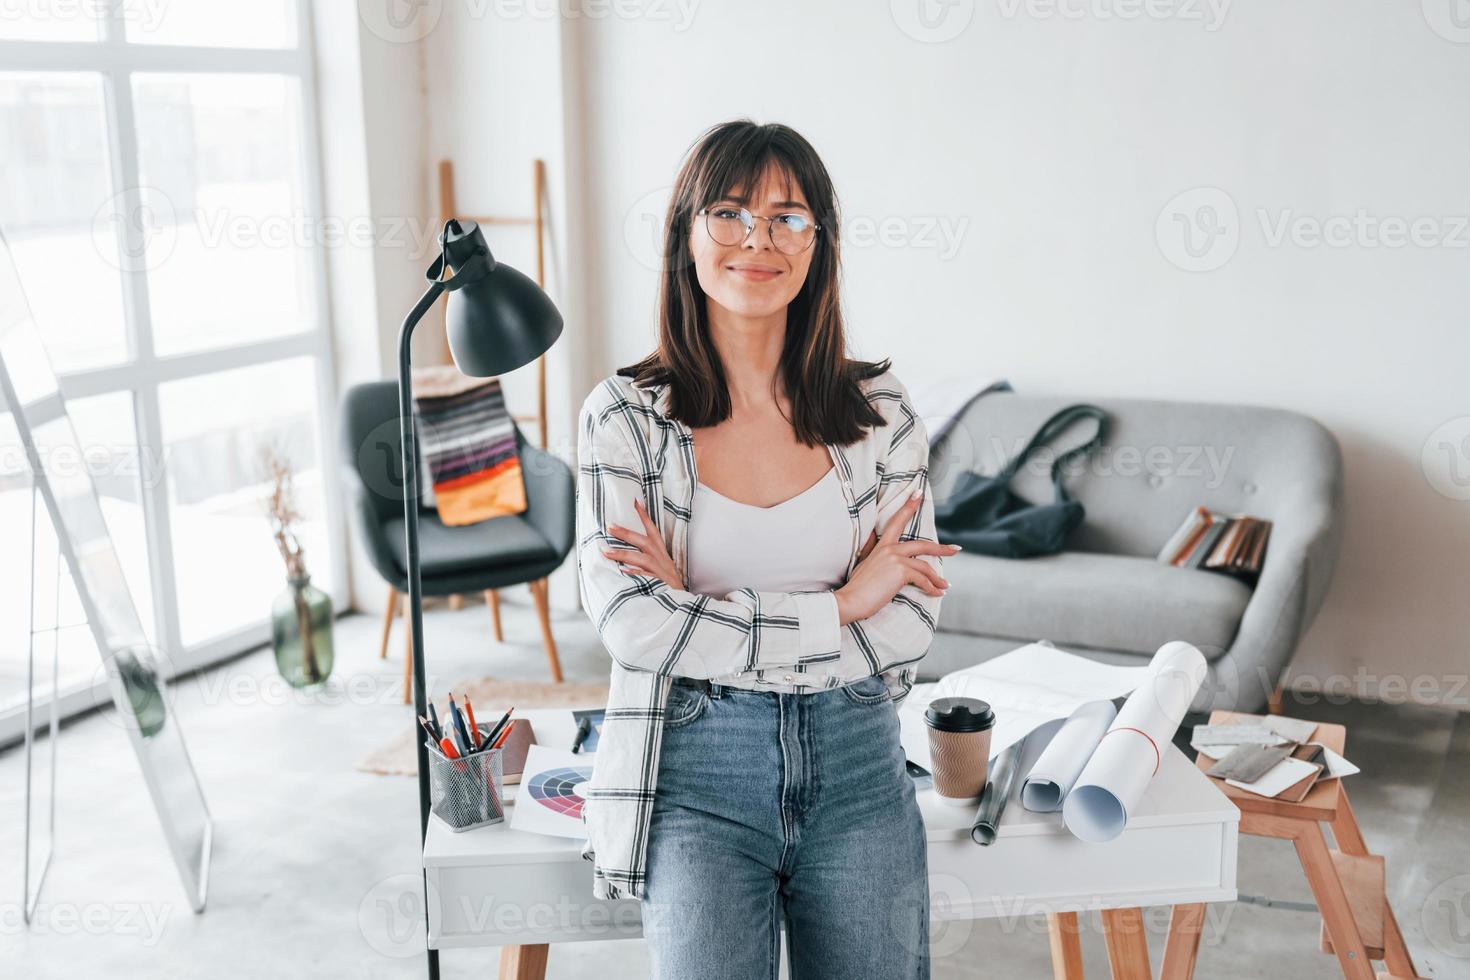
[1020,699,1117,812]
[1061,641,1207,842]
[971,737,1026,846]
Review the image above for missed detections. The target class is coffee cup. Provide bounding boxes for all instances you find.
[923,697,996,806]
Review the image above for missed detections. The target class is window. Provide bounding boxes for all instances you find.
[0,3,344,740]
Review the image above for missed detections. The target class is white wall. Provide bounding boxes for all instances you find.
[417,4,593,613]
[311,4,431,619]
[353,0,1470,704]
[564,0,1470,705]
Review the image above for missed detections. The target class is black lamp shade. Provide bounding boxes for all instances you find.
[436,219,562,378]
[447,264,563,377]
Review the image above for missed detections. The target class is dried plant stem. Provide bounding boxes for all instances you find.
[260,439,324,682]
[294,585,322,683]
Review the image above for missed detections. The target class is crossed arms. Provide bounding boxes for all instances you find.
[574,380,944,692]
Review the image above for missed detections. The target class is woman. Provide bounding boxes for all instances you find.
[574,119,959,979]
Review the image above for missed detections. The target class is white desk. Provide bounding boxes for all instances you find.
[423,705,1238,979]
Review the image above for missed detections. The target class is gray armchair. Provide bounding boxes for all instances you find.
[339,380,575,700]
[924,392,1343,714]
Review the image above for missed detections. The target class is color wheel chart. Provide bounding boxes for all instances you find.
[510,745,596,838]
[527,766,593,819]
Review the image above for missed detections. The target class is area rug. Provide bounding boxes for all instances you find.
[357,676,610,777]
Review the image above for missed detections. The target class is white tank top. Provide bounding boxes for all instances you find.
[687,466,851,693]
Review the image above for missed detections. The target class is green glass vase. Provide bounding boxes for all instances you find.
[271,575,334,688]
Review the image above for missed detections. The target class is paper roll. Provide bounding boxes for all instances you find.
[1061,641,1207,842]
[1020,699,1117,812]
[971,738,1026,846]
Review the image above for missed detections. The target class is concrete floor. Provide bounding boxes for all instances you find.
[3,593,1468,979]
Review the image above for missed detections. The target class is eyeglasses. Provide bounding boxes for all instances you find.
[696,204,821,255]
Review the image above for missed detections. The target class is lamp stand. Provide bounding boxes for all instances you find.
[397,277,447,980]
[391,214,563,979]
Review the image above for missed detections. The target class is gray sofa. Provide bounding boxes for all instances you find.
[921,392,1343,714]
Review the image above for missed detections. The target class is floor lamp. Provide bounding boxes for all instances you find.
[397,218,563,979]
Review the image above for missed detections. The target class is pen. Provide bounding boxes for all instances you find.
[426,701,443,741]
[491,719,515,750]
[571,715,592,754]
[451,720,473,758]
[463,696,483,748]
[483,707,514,749]
[474,722,496,754]
[437,734,470,776]
[448,694,472,751]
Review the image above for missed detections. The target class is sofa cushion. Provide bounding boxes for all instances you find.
[938,551,1251,660]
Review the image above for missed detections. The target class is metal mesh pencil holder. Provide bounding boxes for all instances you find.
[425,729,505,832]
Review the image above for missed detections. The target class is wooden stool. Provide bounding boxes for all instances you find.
[1168,710,1423,980]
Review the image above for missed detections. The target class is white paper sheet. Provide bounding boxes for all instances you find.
[899,643,1154,771]
[1190,723,1288,749]
[1317,745,1360,781]
[1020,700,1118,812]
[1061,642,1207,842]
[508,745,595,839]
[1263,715,1319,742]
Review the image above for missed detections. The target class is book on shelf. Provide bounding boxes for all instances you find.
[1158,506,1272,577]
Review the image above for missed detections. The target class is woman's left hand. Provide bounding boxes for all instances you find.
[602,497,683,590]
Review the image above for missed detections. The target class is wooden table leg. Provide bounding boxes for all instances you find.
[1101,906,1152,980]
[1293,819,1375,980]
[1048,911,1085,979]
[1330,788,1420,979]
[1160,903,1205,980]
[498,943,549,980]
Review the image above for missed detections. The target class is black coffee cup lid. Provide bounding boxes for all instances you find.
[924,697,995,733]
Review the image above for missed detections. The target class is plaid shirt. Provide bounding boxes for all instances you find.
[574,368,944,900]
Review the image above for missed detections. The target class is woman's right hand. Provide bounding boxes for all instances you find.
[835,492,959,625]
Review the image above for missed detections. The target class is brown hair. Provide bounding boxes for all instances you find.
[616,119,889,447]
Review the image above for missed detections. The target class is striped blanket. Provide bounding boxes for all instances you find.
[411,366,526,526]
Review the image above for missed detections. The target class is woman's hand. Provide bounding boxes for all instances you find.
[836,492,959,625]
[601,497,683,590]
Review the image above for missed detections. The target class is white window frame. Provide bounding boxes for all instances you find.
[0,4,348,746]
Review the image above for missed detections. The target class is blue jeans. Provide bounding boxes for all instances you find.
[640,674,930,979]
